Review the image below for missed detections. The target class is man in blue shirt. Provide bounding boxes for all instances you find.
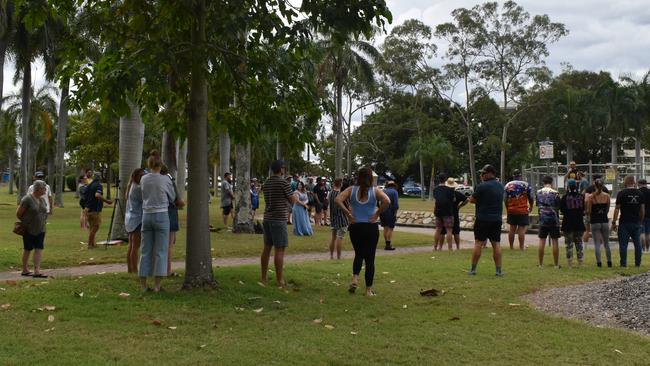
[85,172,112,249]
[380,181,399,250]
[469,165,504,276]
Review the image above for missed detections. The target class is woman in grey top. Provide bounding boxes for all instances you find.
[139,151,176,292]
[125,168,146,273]
[16,180,49,278]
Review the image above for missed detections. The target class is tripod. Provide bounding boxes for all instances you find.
[105,178,123,250]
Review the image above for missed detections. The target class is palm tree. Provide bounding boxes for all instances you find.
[316,31,381,178]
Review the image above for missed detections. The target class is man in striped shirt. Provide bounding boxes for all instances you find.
[261,160,298,287]
[328,178,348,259]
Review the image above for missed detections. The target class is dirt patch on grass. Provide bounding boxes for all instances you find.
[525,272,650,337]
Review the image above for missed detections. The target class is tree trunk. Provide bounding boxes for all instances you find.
[7,152,14,194]
[275,138,283,160]
[635,130,642,180]
[233,142,253,233]
[219,131,230,177]
[47,158,55,187]
[428,164,435,201]
[335,81,343,178]
[19,62,32,203]
[346,96,353,176]
[54,79,70,207]
[464,77,477,188]
[499,123,508,182]
[566,142,574,165]
[611,136,617,164]
[184,0,216,288]
[419,157,425,201]
[212,162,218,197]
[162,131,177,177]
[111,101,145,241]
[106,164,112,200]
[176,138,187,200]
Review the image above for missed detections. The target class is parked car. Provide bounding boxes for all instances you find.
[455,184,474,197]
[403,185,425,196]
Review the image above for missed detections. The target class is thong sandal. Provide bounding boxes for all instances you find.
[348,283,358,294]
[21,271,32,276]
[32,273,48,278]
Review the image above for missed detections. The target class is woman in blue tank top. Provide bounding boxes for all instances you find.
[335,167,390,296]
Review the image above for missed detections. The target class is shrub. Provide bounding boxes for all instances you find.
[66,175,77,192]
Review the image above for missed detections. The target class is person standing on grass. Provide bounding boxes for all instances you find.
[250,178,260,221]
[565,161,579,183]
[85,171,112,249]
[329,178,349,259]
[161,165,185,277]
[77,174,88,229]
[586,179,612,267]
[336,167,390,296]
[139,151,176,292]
[379,181,399,251]
[16,180,49,278]
[577,172,591,245]
[433,173,455,251]
[536,175,562,268]
[27,171,53,215]
[220,172,234,228]
[440,178,469,251]
[637,179,650,252]
[292,181,313,236]
[469,165,504,276]
[611,175,645,267]
[560,179,585,267]
[261,160,298,287]
[314,178,330,226]
[504,169,534,251]
[125,168,145,273]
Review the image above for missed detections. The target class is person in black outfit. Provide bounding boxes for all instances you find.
[560,179,585,266]
[638,179,650,252]
[432,173,455,251]
[611,175,645,267]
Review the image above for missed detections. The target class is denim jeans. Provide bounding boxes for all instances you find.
[139,212,170,277]
[618,222,642,267]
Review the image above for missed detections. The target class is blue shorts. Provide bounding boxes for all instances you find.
[643,218,650,234]
[23,232,45,251]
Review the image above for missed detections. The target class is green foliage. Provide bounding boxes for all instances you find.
[65,174,75,192]
[66,107,119,170]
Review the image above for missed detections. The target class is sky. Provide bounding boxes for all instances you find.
[4,0,649,118]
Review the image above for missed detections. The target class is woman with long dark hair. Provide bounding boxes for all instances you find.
[125,168,146,273]
[336,167,390,296]
[586,179,612,267]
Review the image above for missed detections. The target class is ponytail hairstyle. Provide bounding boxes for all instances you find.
[355,167,374,200]
[147,150,162,170]
[594,179,603,195]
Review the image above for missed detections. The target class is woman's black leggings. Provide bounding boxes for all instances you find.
[349,223,379,287]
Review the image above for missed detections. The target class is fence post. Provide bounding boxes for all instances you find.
[588,160,593,182]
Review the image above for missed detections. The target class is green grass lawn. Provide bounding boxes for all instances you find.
[0,188,434,271]
[0,249,648,365]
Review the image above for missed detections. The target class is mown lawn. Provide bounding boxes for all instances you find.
[0,250,647,365]
[0,188,434,271]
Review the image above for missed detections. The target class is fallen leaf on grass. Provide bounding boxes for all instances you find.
[253,308,264,313]
[44,306,56,311]
[152,320,162,326]
[257,282,266,287]
[44,327,55,332]
[5,280,17,286]
[313,319,323,324]
[332,281,341,286]
[238,281,245,285]
[198,344,207,349]
[234,307,245,311]
[74,292,84,298]
[168,326,177,330]
[490,313,497,316]
[47,315,55,322]
[382,272,390,274]
[420,288,441,297]
[449,317,460,321]
[0,288,5,291]
[119,293,130,298]
[350,331,358,335]
[402,305,408,309]
[614,349,623,354]
[273,300,281,304]
[89,258,94,261]
[1,303,10,310]
[96,272,106,275]
[248,296,262,301]
[324,325,335,330]
[508,303,521,307]
[319,298,325,304]
[390,280,396,284]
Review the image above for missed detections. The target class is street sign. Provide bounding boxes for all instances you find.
[539,141,554,160]
[605,167,616,182]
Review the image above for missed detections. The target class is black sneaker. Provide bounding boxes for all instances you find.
[384,246,396,251]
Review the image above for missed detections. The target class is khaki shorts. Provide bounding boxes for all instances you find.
[86,211,102,228]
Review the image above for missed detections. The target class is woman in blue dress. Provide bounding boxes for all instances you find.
[292,181,313,236]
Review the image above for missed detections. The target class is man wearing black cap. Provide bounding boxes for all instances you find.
[469,164,504,276]
[639,179,650,252]
[27,171,53,215]
[261,160,298,287]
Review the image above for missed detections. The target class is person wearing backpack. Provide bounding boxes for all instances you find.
[84,171,112,249]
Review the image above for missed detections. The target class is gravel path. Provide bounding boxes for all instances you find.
[526,272,650,336]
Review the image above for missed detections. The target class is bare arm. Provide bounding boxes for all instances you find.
[373,188,390,219]
[95,192,112,205]
[335,187,353,221]
[16,204,26,220]
[611,205,620,230]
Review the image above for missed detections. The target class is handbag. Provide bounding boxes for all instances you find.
[13,222,26,236]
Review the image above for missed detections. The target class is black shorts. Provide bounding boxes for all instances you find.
[538,226,560,239]
[314,202,323,213]
[23,232,45,251]
[474,220,502,243]
[380,210,397,228]
[442,217,461,235]
[507,214,529,226]
[222,205,233,216]
[263,220,288,248]
[168,207,179,232]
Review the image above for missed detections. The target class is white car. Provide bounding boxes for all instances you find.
[455,185,474,197]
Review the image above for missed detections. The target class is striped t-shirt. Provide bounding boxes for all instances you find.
[263,175,292,221]
[329,190,348,229]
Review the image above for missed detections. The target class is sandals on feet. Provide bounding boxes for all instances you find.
[348,283,358,294]
[32,273,48,278]
[21,271,33,276]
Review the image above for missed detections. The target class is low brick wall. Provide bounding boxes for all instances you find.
[396,211,540,232]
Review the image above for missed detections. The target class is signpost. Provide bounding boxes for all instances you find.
[539,140,554,183]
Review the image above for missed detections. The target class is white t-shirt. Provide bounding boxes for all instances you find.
[27,183,53,213]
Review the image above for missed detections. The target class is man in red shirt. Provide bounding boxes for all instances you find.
[503,170,534,250]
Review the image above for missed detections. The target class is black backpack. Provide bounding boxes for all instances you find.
[79,183,93,209]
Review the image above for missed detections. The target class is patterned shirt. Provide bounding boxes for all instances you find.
[262,176,293,221]
[504,180,532,215]
[329,189,348,229]
[536,186,561,227]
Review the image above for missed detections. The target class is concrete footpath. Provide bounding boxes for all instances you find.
[0,226,633,282]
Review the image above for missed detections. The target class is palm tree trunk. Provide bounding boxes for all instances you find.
[335,81,343,178]
[219,131,230,177]
[499,123,508,181]
[7,152,14,194]
[184,0,216,288]
[54,79,70,207]
[176,138,187,200]
[111,101,145,241]
[346,96,353,176]
[566,142,574,164]
[233,142,253,233]
[19,62,32,202]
